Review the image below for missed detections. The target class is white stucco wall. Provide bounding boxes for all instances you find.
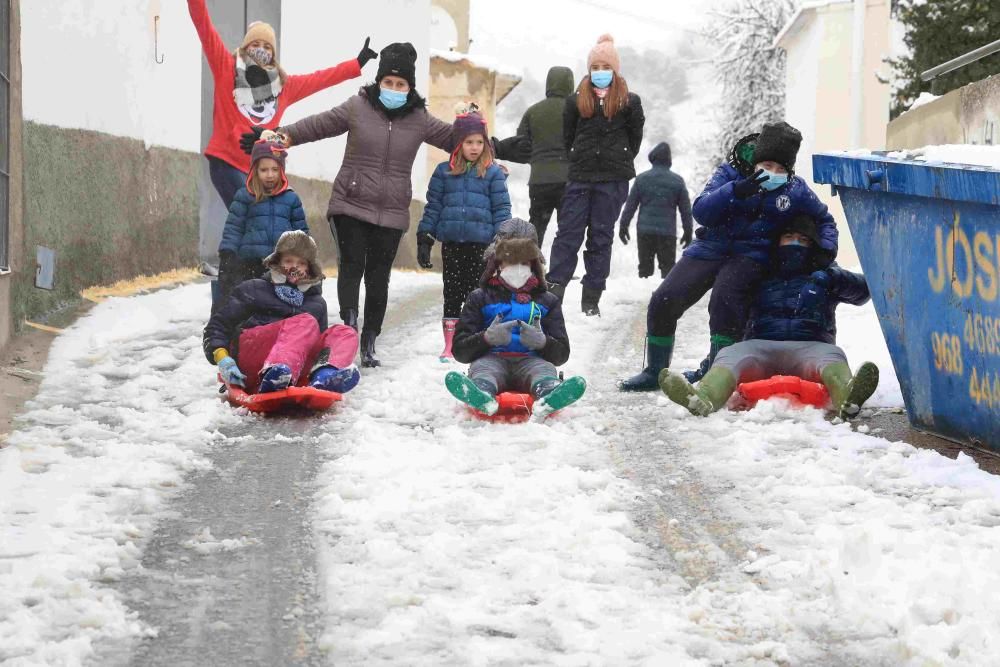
[21,0,432,187]
[21,0,203,152]
[279,0,432,186]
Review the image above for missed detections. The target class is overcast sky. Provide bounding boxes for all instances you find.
[467,0,713,79]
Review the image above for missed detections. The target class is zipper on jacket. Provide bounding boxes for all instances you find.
[377,120,392,227]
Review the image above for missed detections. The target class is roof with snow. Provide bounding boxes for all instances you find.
[429,48,522,80]
[773,0,852,49]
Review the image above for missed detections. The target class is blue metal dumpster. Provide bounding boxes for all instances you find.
[814,153,1000,451]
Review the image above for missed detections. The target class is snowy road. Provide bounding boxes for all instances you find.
[4,269,1000,666]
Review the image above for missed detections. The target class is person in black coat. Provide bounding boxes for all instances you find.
[204,231,361,394]
[659,215,880,419]
[618,142,693,279]
[544,34,644,317]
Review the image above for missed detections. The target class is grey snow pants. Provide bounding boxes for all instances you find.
[712,340,848,383]
[469,355,559,394]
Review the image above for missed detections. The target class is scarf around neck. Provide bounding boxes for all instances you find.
[234,52,282,124]
[490,274,540,304]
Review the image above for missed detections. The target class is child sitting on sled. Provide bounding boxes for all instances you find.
[215,136,308,310]
[658,215,879,418]
[204,231,360,394]
[445,233,586,419]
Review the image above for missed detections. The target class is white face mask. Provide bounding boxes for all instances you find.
[500,264,532,289]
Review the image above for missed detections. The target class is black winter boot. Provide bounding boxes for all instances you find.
[360,330,381,368]
[342,308,359,331]
[548,281,566,302]
[581,287,602,317]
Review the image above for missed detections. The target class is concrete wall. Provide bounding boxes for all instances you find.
[12,123,201,323]
[886,75,1000,150]
[0,0,23,350]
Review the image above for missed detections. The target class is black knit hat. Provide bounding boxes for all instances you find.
[752,122,802,173]
[776,215,821,246]
[376,42,417,88]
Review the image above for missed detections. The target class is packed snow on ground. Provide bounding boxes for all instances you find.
[2,258,999,665]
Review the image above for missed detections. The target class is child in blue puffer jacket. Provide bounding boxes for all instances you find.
[620,122,838,391]
[416,104,511,361]
[215,138,308,310]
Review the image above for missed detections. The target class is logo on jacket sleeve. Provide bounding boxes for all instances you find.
[776,195,791,211]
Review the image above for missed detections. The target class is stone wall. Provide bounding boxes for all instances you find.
[887,74,1000,150]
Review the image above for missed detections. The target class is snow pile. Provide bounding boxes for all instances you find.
[181,528,259,556]
[908,91,941,111]
[0,284,234,665]
[886,144,1000,170]
[673,402,1000,664]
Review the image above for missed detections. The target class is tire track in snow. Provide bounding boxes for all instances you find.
[93,277,441,667]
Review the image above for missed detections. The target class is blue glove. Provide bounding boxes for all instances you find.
[218,356,247,387]
[810,270,832,287]
[798,279,827,314]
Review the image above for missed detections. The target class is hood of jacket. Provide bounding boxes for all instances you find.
[545,66,575,98]
[648,142,672,168]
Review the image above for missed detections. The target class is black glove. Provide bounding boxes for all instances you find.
[239,126,265,154]
[417,232,434,269]
[619,225,630,245]
[733,169,769,200]
[357,37,378,68]
[680,229,693,249]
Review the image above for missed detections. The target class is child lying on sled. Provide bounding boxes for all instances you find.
[203,231,360,394]
[659,215,879,418]
[445,233,586,419]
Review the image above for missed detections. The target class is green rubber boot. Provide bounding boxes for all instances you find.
[445,371,499,416]
[821,361,880,419]
[658,366,737,416]
[531,376,588,421]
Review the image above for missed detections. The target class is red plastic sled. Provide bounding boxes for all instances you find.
[470,392,535,422]
[220,379,342,414]
[737,375,830,409]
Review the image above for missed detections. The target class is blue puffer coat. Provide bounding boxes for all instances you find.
[745,265,870,344]
[417,161,512,244]
[685,164,838,264]
[219,187,308,260]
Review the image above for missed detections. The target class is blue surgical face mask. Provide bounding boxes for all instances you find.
[379,87,408,110]
[760,168,789,191]
[590,70,614,89]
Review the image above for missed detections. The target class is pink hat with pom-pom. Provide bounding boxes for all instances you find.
[588,34,620,72]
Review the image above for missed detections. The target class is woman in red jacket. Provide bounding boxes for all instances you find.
[187,0,377,209]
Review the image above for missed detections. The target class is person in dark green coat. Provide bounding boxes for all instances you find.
[494,66,575,245]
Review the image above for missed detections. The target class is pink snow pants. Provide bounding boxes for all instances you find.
[237,314,359,392]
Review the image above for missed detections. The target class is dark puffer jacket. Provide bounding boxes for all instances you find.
[563,91,645,183]
[203,274,328,363]
[685,163,838,265]
[453,284,570,365]
[416,162,512,244]
[619,142,693,238]
[219,187,308,260]
[493,66,575,185]
[281,87,454,231]
[746,265,870,344]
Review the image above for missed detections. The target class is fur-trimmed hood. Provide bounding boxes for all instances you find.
[262,230,326,286]
[480,237,547,289]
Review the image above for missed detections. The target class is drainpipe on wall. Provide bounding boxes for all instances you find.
[850,0,866,148]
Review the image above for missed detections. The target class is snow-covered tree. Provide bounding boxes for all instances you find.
[890,0,1000,118]
[694,0,797,186]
